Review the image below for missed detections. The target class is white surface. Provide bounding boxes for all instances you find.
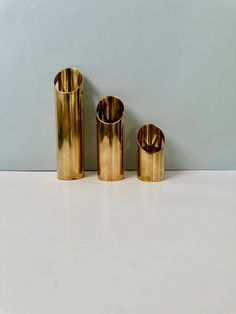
[0,171,236,314]
[1,0,236,170]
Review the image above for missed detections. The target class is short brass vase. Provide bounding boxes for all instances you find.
[96,96,124,181]
[137,124,165,182]
[54,67,84,180]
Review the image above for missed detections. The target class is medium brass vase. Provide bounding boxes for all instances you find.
[96,96,124,181]
[54,68,84,180]
[137,124,165,182]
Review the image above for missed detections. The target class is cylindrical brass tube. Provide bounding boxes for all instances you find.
[137,124,165,182]
[54,67,84,180]
[96,96,124,181]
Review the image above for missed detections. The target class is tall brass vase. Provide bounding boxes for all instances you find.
[54,68,84,180]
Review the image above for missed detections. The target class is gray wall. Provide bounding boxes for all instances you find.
[1,0,236,170]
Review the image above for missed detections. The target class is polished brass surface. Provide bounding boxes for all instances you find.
[137,124,165,182]
[54,68,84,180]
[96,96,124,181]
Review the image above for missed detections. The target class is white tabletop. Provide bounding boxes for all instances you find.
[0,171,236,314]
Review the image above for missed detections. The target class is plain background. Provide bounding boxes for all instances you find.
[0,0,236,170]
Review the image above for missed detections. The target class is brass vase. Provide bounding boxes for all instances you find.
[137,124,165,182]
[54,67,84,180]
[96,96,124,181]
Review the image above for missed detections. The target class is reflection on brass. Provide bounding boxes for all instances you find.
[54,68,84,180]
[137,124,165,182]
[96,96,124,181]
